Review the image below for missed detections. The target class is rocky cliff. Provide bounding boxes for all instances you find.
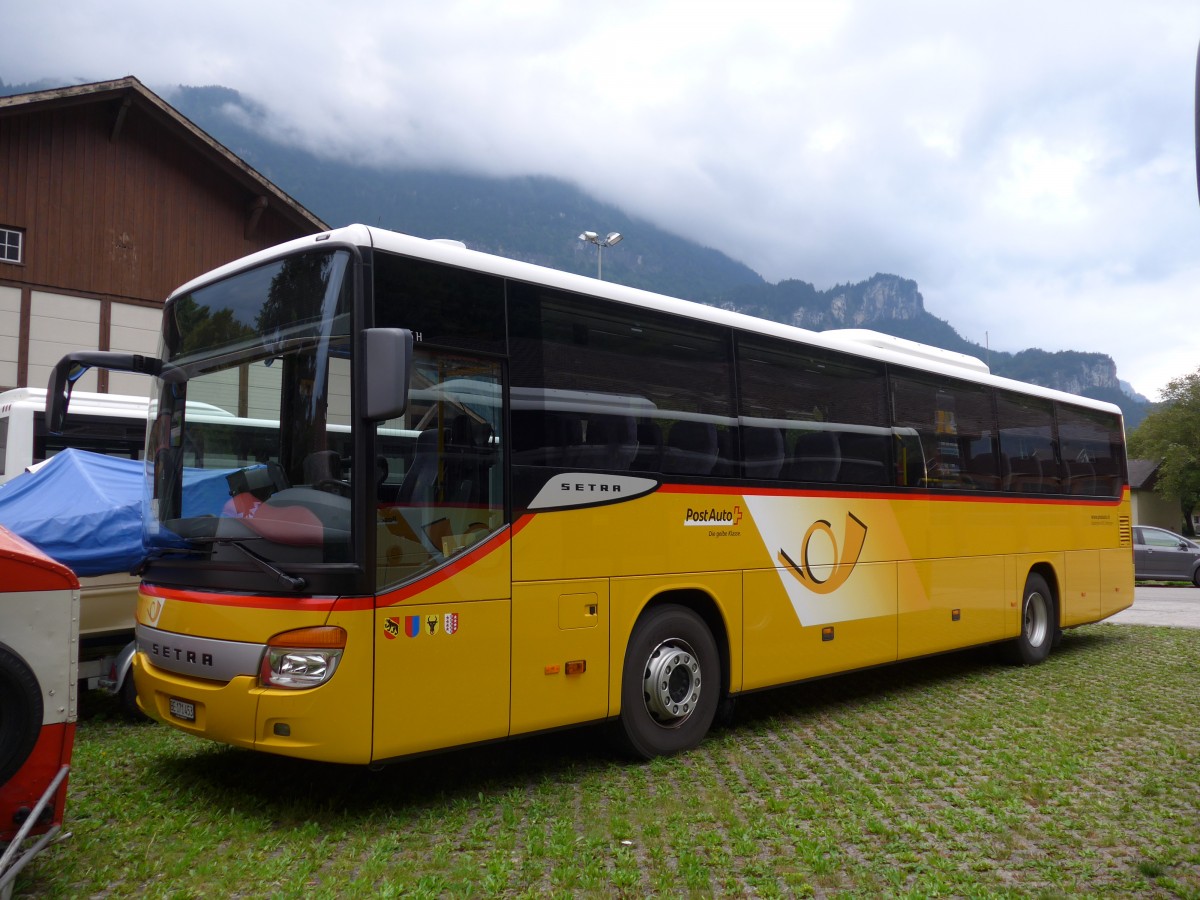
[715,273,1142,423]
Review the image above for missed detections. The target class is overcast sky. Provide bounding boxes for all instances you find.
[5,1,1200,399]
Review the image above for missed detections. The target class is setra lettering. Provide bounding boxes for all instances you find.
[150,642,214,668]
[560,482,621,494]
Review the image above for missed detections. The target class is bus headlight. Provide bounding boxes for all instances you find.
[260,626,346,689]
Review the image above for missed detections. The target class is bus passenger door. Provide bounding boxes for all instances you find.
[510,579,609,735]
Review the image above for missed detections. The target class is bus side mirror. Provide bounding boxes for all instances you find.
[363,328,413,421]
[46,351,163,433]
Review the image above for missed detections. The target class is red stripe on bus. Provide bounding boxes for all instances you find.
[377,525,517,607]
[656,482,1129,507]
[139,583,358,612]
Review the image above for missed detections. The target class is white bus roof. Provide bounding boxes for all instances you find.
[0,387,233,420]
[169,224,1124,418]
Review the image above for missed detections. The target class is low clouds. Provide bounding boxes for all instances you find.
[4,0,1199,397]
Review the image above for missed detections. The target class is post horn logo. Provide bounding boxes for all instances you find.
[778,512,868,595]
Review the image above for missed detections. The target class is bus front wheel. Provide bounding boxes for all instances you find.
[615,604,719,759]
[1006,573,1055,665]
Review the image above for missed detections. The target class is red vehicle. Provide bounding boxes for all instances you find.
[0,525,79,887]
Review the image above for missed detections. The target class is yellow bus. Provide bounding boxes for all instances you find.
[47,225,1133,762]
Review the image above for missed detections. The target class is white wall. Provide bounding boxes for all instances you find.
[2,290,163,395]
[108,303,162,397]
[0,286,19,387]
[29,292,100,393]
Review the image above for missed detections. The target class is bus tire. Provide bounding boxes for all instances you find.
[0,643,43,785]
[615,604,719,759]
[1005,573,1055,666]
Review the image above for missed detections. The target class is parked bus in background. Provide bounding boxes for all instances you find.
[0,387,150,483]
[47,225,1133,763]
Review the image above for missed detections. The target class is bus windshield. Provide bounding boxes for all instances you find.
[145,249,357,575]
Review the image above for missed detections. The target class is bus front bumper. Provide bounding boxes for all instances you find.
[132,652,373,764]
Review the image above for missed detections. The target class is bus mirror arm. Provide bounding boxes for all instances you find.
[363,328,413,422]
[46,351,165,433]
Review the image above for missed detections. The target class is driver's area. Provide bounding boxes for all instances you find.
[374,350,505,588]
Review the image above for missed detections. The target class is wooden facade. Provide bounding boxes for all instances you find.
[0,77,327,394]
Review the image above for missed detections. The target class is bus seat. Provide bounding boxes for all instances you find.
[1004,457,1043,493]
[1065,459,1097,495]
[376,454,400,503]
[963,452,1002,490]
[713,429,738,476]
[837,432,888,485]
[632,420,663,472]
[511,410,577,467]
[790,430,841,483]
[398,429,441,504]
[742,426,784,479]
[568,415,638,471]
[1039,456,1063,493]
[662,420,718,475]
[447,415,496,504]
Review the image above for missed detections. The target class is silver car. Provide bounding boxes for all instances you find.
[1133,525,1200,586]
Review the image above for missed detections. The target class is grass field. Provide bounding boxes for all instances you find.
[12,623,1200,898]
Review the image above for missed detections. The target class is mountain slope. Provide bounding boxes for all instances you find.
[165,85,764,301]
[0,79,1148,426]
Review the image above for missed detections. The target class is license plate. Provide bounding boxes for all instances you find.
[169,697,196,722]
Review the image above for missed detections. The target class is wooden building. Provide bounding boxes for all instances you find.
[0,76,327,395]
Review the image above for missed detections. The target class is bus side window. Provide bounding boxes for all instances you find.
[892,374,997,490]
[997,391,1058,494]
[507,281,735,483]
[1056,404,1125,498]
[735,333,888,487]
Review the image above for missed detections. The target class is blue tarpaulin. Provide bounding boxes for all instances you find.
[0,449,147,576]
[0,449,237,576]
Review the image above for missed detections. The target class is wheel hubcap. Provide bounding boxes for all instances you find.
[1025,591,1050,647]
[643,639,701,726]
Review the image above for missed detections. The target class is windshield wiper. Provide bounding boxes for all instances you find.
[180,536,308,592]
[222,539,308,592]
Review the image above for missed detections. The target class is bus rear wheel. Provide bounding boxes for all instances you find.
[0,644,43,785]
[1005,573,1055,665]
[615,604,719,759]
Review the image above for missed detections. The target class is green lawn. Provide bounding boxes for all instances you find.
[13,623,1200,898]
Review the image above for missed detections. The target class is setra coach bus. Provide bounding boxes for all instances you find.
[46,224,1133,763]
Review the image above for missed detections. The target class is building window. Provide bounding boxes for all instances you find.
[0,227,23,264]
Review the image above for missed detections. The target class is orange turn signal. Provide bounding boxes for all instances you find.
[267,626,347,649]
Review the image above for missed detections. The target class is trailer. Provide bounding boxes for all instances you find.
[0,525,79,898]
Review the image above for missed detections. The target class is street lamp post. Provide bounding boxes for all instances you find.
[578,230,623,280]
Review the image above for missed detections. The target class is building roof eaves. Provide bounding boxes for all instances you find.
[0,76,329,234]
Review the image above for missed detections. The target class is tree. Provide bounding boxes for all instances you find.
[1127,369,1200,534]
